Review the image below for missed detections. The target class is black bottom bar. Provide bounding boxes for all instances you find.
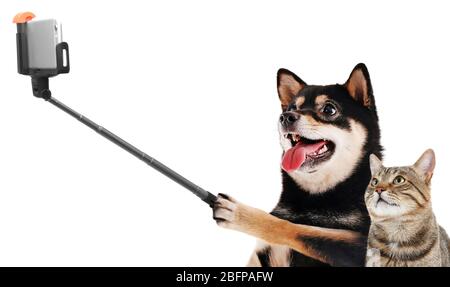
[0,267,439,286]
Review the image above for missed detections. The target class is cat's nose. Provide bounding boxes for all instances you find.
[375,188,386,194]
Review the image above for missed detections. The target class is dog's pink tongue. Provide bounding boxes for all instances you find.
[282,144,306,172]
[281,141,326,172]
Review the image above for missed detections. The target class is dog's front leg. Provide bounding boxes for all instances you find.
[213,194,367,266]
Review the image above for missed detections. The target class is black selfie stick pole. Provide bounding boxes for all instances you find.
[45,96,217,207]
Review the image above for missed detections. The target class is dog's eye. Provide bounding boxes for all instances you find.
[322,103,337,116]
[371,178,378,187]
[393,176,405,185]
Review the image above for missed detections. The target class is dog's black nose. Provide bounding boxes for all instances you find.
[279,112,299,127]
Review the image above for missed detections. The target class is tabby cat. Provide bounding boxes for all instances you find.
[364,149,450,267]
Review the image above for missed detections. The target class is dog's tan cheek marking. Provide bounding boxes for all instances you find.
[301,114,319,125]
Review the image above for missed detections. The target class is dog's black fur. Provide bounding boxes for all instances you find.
[258,64,383,266]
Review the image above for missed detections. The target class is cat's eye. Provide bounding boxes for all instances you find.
[371,178,378,187]
[393,176,405,185]
[322,103,337,116]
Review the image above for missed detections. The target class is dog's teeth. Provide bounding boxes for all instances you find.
[317,144,329,155]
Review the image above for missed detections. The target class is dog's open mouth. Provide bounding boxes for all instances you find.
[281,133,335,172]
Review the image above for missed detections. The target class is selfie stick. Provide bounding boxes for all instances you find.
[14,12,217,207]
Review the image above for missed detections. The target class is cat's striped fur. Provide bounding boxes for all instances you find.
[365,150,450,267]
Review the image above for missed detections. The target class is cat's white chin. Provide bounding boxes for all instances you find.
[369,201,405,218]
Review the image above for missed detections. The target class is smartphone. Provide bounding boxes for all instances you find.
[26,19,63,70]
[16,16,69,76]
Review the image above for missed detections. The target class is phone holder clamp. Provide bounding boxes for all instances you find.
[14,12,70,100]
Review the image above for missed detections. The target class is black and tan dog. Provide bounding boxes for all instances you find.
[213,64,383,266]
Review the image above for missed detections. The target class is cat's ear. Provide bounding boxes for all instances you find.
[413,149,436,184]
[369,154,383,175]
[277,69,307,111]
[344,63,375,109]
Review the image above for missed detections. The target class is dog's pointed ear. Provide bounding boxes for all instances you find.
[344,63,374,109]
[369,154,383,175]
[277,69,307,110]
[413,149,436,185]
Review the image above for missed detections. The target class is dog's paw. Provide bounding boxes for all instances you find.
[213,193,239,229]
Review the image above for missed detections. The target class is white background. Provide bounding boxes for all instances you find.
[0,0,449,266]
